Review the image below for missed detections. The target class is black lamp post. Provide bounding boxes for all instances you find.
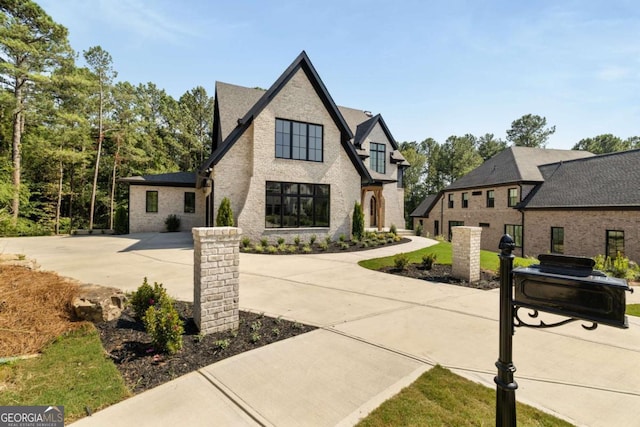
[495,234,517,427]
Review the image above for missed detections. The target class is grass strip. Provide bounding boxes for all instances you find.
[357,365,572,427]
[0,324,130,422]
[358,241,537,272]
[627,304,640,317]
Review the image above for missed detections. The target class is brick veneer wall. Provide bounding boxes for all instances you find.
[451,226,481,282]
[192,227,240,335]
[129,185,206,233]
[525,209,640,262]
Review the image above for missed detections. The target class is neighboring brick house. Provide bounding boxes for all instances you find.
[411,147,640,263]
[121,51,408,240]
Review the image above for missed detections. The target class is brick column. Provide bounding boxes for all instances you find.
[193,227,241,335]
[452,226,482,282]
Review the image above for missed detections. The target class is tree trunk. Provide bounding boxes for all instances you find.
[89,83,104,230]
[109,136,121,230]
[11,75,25,225]
[55,159,63,235]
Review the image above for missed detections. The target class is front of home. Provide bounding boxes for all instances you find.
[411,147,640,262]
[122,52,408,241]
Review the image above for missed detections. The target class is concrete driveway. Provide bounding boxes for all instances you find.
[2,232,639,427]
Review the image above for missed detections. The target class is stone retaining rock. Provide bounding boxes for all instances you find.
[72,284,127,323]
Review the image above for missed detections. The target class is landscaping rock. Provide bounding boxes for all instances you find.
[0,254,39,270]
[73,284,126,322]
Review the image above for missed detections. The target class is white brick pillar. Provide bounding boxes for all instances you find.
[193,227,241,335]
[452,226,482,282]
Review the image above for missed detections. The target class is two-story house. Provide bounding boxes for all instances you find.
[411,146,640,262]
[121,51,408,241]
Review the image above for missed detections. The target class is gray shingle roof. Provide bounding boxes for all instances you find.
[119,172,196,187]
[523,149,640,208]
[446,146,594,190]
[410,194,440,217]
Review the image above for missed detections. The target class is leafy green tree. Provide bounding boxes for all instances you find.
[0,0,72,223]
[352,201,364,240]
[439,134,482,185]
[477,133,507,160]
[84,45,117,230]
[177,86,214,170]
[572,134,631,154]
[506,114,555,148]
[399,141,427,223]
[625,136,640,149]
[216,197,234,226]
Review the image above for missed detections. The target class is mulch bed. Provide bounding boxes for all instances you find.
[96,302,315,394]
[242,237,411,255]
[379,263,501,290]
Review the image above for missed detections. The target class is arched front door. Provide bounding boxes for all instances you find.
[370,196,377,227]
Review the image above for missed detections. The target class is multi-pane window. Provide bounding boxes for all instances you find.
[146,191,158,213]
[265,181,329,228]
[397,167,404,188]
[551,227,564,254]
[606,230,624,258]
[486,190,495,208]
[462,192,469,208]
[508,188,519,207]
[448,193,454,209]
[370,142,386,174]
[505,224,523,247]
[184,192,196,213]
[275,119,323,162]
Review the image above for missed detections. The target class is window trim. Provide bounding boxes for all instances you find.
[265,181,330,228]
[606,230,624,258]
[448,193,454,209]
[486,190,495,208]
[146,191,158,213]
[370,142,386,174]
[508,188,518,207]
[504,224,523,248]
[551,226,564,254]
[184,191,196,214]
[275,118,323,162]
[462,192,469,209]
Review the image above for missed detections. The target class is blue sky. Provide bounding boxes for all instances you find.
[38,0,639,149]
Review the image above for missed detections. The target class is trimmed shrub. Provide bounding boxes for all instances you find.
[164,214,180,232]
[241,237,251,248]
[415,223,423,236]
[277,237,285,245]
[310,234,317,245]
[114,205,128,234]
[389,224,398,235]
[143,293,184,354]
[422,253,437,270]
[129,278,168,320]
[394,252,410,270]
[352,201,364,241]
[216,197,234,226]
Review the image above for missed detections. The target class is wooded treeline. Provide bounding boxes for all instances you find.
[0,1,213,235]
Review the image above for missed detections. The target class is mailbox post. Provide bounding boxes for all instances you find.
[494,235,632,427]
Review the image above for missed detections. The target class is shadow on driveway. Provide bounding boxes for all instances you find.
[118,232,194,252]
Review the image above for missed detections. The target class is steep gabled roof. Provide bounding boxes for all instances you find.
[522,149,640,208]
[200,51,370,180]
[119,172,196,187]
[446,146,594,190]
[410,193,440,217]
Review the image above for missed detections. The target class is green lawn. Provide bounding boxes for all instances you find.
[357,365,572,427]
[0,324,130,423]
[359,241,537,272]
[627,304,640,317]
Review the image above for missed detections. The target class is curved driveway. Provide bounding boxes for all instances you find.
[2,232,639,427]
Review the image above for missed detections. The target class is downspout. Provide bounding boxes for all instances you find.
[519,184,524,257]
[440,193,444,237]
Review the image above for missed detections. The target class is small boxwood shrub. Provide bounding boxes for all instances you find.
[164,214,180,232]
[143,293,184,354]
[394,252,410,270]
[216,197,234,226]
[389,224,398,235]
[129,278,168,320]
[422,253,437,270]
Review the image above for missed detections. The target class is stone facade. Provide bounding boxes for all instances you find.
[129,185,206,233]
[211,68,362,242]
[192,227,240,335]
[451,226,481,282]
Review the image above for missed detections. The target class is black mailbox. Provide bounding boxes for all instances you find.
[513,254,631,329]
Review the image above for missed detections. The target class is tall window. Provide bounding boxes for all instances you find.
[146,191,158,213]
[448,193,454,208]
[397,167,404,188]
[448,220,464,240]
[462,192,469,208]
[275,119,323,162]
[606,230,624,258]
[265,181,329,228]
[551,227,564,254]
[505,224,523,247]
[486,190,495,208]
[370,142,386,174]
[508,188,518,207]
[184,192,196,213]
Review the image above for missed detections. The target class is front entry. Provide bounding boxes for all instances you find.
[370,196,377,227]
